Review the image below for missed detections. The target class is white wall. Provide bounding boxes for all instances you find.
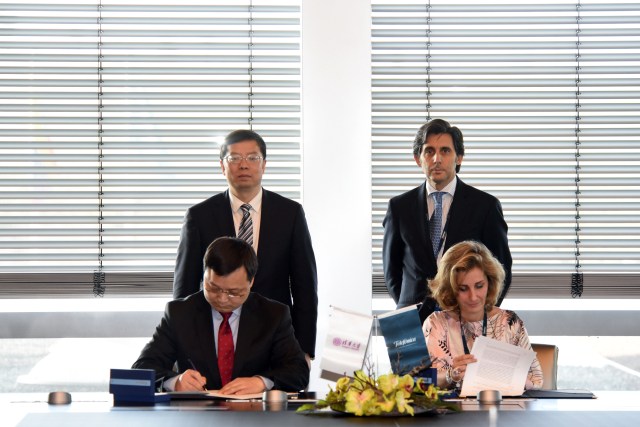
[301,0,373,391]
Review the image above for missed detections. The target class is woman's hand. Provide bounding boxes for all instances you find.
[451,354,477,382]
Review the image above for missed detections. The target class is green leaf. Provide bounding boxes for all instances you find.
[296,403,319,413]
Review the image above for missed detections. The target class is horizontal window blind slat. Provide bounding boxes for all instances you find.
[372,54,640,61]
[372,42,640,50]
[371,29,640,37]
[373,105,640,113]
[371,273,640,298]
[372,66,640,74]
[373,92,640,100]
[372,4,640,13]
[0,272,171,296]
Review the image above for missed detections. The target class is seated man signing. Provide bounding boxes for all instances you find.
[132,237,309,394]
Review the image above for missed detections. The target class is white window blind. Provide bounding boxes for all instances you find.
[0,0,301,296]
[372,0,640,298]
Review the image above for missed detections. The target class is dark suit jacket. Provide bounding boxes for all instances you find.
[132,292,309,392]
[172,189,318,357]
[382,178,512,321]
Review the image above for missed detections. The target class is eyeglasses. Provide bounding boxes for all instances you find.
[205,283,249,299]
[224,154,263,164]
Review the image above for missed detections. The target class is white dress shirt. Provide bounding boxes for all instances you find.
[426,178,457,261]
[229,189,263,253]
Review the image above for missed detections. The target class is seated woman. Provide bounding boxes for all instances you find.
[422,240,543,390]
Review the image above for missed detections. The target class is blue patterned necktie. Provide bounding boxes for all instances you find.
[429,192,444,257]
[237,204,253,245]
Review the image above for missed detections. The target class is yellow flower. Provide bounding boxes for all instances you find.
[345,388,376,416]
[376,395,396,413]
[394,390,414,416]
[377,373,399,395]
[335,376,351,393]
[424,384,439,400]
[397,374,414,397]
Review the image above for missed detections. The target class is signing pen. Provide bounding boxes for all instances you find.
[187,358,207,391]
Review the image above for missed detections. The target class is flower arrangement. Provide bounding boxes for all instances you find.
[296,370,456,417]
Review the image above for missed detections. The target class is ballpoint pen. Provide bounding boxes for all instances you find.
[187,359,208,391]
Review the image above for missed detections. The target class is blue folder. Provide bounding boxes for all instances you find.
[109,368,170,405]
[377,305,436,382]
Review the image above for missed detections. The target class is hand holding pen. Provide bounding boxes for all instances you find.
[175,359,208,392]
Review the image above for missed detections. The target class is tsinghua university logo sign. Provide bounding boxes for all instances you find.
[332,337,362,351]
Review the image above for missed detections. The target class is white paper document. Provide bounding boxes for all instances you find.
[459,336,535,397]
[165,391,264,400]
[165,391,300,401]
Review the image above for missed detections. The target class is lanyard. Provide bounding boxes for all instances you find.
[460,310,487,355]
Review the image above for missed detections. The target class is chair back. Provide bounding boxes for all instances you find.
[531,343,559,390]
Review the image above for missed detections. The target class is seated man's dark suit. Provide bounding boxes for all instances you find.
[383,177,512,322]
[172,188,318,358]
[132,291,309,392]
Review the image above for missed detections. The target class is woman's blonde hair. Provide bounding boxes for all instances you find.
[428,240,505,312]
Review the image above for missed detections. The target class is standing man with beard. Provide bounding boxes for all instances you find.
[382,118,512,322]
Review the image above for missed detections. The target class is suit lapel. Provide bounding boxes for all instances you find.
[444,177,468,252]
[233,294,259,376]
[193,295,221,384]
[417,182,438,266]
[218,190,236,236]
[254,188,270,257]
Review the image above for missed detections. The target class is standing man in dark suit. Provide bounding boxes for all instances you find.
[134,237,309,393]
[382,118,512,322]
[172,129,317,363]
